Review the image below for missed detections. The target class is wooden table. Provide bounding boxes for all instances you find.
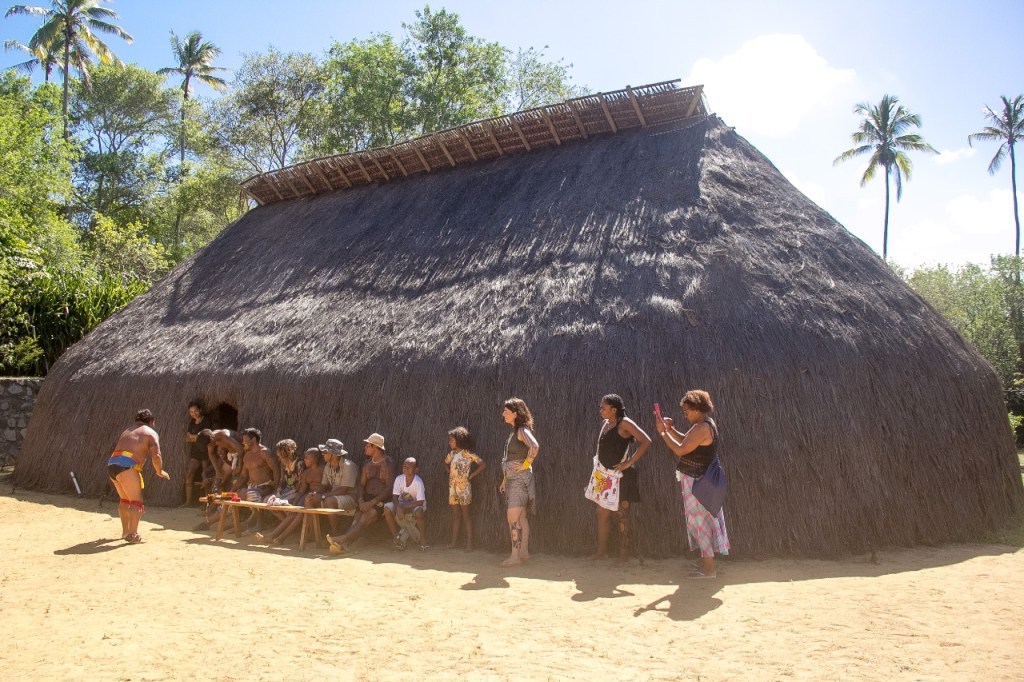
[201,498,353,550]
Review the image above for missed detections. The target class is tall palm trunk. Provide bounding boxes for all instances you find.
[174,77,191,258]
[1012,142,1020,259]
[882,165,891,260]
[62,25,71,141]
[180,75,190,166]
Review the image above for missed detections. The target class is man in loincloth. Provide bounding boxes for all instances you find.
[107,409,170,544]
[232,428,279,531]
[327,433,392,555]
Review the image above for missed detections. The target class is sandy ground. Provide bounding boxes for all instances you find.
[0,490,1021,681]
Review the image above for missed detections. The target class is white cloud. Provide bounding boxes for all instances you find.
[685,34,856,138]
[888,189,1016,267]
[945,190,1014,236]
[934,147,976,165]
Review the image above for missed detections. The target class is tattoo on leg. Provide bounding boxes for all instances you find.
[616,504,630,551]
[511,521,523,549]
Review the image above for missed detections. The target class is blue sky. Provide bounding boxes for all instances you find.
[5,0,1023,268]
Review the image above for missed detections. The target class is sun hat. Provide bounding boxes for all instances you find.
[318,438,348,457]
[364,433,386,450]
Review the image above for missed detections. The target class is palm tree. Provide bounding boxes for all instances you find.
[5,0,133,140]
[968,95,1024,257]
[834,94,938,260]
[3,37,61,81]
[157,30,228,166]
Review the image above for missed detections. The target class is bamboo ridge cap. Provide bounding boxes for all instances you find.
[240,80,708,205]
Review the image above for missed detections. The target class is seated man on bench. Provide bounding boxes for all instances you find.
[305,439,358,537]
[233,427,278,532]
[326,433,392,555]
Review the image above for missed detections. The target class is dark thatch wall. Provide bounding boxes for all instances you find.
[17,116,1022,557]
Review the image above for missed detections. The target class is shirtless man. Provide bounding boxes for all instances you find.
[200,428,243,489]
[327,433,392,555]
[194,428,244,531]
[107,409,170,544]
[232,428,278,500]
[233,428,278,531]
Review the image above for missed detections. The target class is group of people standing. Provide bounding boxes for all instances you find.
[108,390,729,577]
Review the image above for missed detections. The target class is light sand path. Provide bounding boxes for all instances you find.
[0,491,1019,680]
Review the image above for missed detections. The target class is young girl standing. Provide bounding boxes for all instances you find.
[444,427,486,551]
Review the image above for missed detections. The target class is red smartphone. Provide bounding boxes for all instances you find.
[654,402,662,421]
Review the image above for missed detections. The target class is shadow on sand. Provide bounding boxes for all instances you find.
[16,489,1019,622]
[53,538,128,555]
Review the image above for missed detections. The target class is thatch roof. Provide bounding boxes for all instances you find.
[16,99,1022,558]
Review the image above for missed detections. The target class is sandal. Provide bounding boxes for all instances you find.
[326,534,347,555]
[125,533,144,545]
[688,568,716,579]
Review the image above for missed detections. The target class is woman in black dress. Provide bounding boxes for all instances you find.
[591,394,651,564]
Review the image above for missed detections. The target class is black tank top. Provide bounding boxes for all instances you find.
[677,417,717,477]
[504,430,529,462]
[597,420,633,469]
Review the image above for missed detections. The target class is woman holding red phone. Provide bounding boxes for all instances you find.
[655,389,729,578]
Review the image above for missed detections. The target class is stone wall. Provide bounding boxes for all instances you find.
[0,378,42,464]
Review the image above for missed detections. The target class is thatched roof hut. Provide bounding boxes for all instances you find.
[17,81,1021,557]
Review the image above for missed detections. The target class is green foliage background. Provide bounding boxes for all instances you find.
[1,5,584,376]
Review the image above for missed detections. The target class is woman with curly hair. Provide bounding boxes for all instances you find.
[499,397,539,567]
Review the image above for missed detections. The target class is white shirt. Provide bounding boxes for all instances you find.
[392,474,426,510]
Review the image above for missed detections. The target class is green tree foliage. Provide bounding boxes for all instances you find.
[906,261,1019,386]
[207,48,324,173]
[906,256,1024,438]
[85,213,168,283]
[503,46,586,112]
[145,157,244,259]
[403,5,506,133]
[310,33,412,153]
[0,73,76,255]
[308,7,584,156]
[0,74,168,374]
[1,7,585,374]
[969,95,1024,256]
[70,62,174,226]
[834,94,938,260]
[4,263,147,374]
[4,0,133,140]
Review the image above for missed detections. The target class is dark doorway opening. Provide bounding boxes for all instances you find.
[211,403,239,432]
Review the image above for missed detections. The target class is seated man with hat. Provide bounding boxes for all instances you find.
[327,432,392,555]
[308,438,358,537]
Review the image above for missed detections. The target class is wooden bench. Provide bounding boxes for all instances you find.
[202,498,353,551]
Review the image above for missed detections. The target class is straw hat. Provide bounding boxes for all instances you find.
[363,433,386,450]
